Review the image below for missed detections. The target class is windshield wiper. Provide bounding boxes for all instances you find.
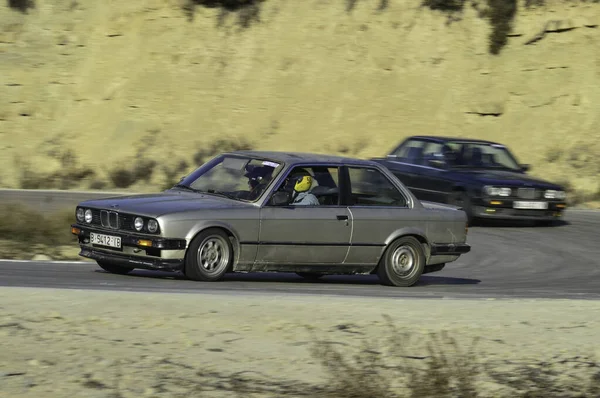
[172,184,201,193]
[203,189,237,200]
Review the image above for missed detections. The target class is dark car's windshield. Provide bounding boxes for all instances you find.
[444,142,522,171]
[172,154,284,202]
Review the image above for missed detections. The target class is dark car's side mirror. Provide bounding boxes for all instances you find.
[269,191,291,206]
[520,164,530,172]
[428,158,447,169]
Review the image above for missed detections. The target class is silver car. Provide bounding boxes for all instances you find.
[70,151,471,287]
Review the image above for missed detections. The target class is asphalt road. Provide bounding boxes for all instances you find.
[1,210,599,300]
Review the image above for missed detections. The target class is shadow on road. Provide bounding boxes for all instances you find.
[94,269,481,287]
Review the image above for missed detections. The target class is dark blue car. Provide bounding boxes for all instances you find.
[371,135,568,224]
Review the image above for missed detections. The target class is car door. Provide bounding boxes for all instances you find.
[381,139,429,200]
[256,165,352,265]
[413,141,455,203]
[343,165,415,266]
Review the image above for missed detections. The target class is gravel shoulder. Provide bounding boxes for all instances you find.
[1,287,599,397]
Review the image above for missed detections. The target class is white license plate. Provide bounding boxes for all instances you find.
[513,201,548,210]
[90,232,122,248]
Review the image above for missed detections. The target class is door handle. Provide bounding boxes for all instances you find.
[336,215,349,220]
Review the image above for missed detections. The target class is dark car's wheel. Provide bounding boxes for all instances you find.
[185,228,233,282]
[97,261,134,275]
[449,190,474,225]
[377,236,425,287]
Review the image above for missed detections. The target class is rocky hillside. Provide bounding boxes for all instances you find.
[1,0,599,203]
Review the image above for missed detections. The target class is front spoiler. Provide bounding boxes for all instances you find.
[472,206,565,221]
[79,247,184,272]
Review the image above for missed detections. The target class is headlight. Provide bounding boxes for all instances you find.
[147,219,158,233]
[484,186,511,196]
[545,190,567,200]
[84,209,93,223]
[76,208,85,222]
[134,217,144,231]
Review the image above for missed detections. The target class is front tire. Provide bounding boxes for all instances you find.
[449,190,474,225]
[184,228,233,282]
[97,261,134,275]
[377,236,425,287]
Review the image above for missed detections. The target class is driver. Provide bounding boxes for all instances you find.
[287,169,319,206]
[244,165,275,200]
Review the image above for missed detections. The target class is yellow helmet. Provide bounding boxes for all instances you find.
[294,175,313,193]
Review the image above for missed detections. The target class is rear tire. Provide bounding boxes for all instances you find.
[184,228,233,282]
[377,236,425,287]
[97,261,134,275]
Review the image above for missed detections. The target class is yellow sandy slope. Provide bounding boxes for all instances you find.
[0,0,599,201]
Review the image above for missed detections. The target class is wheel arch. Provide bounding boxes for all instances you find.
[380,228,431,265]
[184,222,241,272]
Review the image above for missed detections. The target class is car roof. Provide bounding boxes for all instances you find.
[405,135,505,146]
[225,150,379,167]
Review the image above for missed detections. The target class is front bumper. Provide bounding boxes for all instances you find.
[71,223,186,271]
[473,199,567,220]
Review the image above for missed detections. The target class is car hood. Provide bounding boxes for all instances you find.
[78,190,253,218]
[459,169,563,189]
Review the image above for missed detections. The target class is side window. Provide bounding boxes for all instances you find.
[420,142,444,168]
[391,139,427,165]
[347,167,408,207]
[270,166,341,206]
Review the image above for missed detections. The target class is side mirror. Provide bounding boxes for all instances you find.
[520,164,530,172]
[269,191,291,206]
[427,158,447,169]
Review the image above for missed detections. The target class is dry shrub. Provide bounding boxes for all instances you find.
[7,0,35,13]
[307,315,600,397]
[182,0,265,28]
[487,0,517,55]
[308,315,480,398]
[0,203,74,245]
[15,150,95,190]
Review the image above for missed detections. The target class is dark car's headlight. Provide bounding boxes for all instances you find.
[76,207,93,223]
[484,185,511,197]
[544,190,566,200]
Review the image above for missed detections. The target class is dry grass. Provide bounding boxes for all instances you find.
[0,203,74,246]
[0,203,80,260]
[304,316,600,398]
[64,315,600,397]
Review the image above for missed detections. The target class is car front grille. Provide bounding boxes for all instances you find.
[88,209,138,232]
[100,210,119,229]
[516,188,538,199]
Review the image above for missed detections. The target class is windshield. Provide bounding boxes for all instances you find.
[443,141,522,171]
[173,154,284,202]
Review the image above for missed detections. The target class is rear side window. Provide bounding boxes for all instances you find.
[347,167,408,207]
